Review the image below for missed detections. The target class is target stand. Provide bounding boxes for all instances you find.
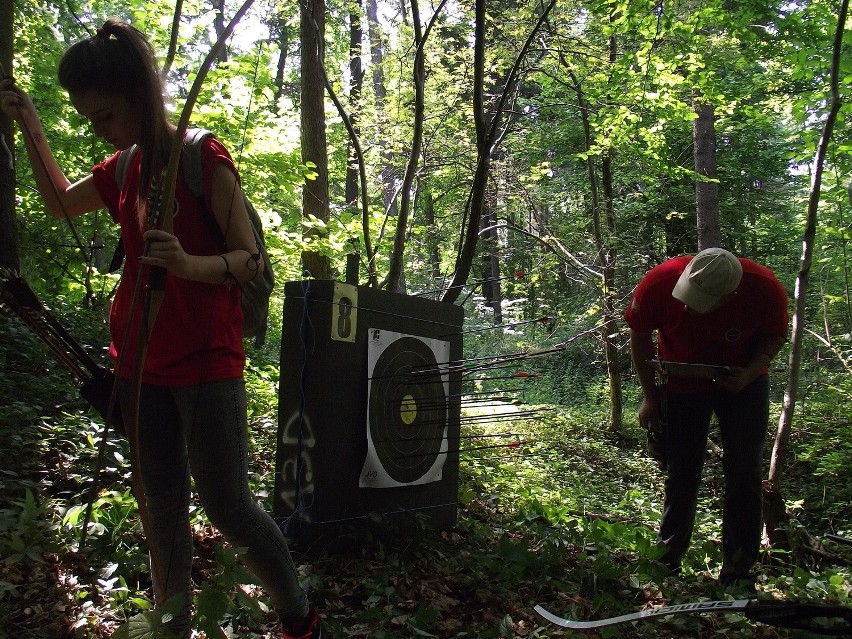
[274,280,464,550]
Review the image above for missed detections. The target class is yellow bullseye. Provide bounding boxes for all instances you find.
[399,395,417,425]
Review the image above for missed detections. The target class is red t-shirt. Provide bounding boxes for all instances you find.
[624,256,789,392]
[92,136,245,385]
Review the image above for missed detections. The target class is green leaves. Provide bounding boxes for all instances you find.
[112,594,187,639]
[195,584,231,639]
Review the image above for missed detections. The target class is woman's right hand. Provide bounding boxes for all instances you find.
[1,79,103,219]
[0,79,37,125]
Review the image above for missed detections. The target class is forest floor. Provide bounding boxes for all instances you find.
[2,394,851,639]
[1,312,850,638]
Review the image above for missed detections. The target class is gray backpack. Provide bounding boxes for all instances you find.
[114,129,274,347]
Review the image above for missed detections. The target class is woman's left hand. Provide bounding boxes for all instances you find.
[140,229,189,278]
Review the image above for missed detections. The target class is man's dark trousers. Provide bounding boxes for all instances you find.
[659,375,769,580]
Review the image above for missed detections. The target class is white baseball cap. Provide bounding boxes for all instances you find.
[672,248,743,313]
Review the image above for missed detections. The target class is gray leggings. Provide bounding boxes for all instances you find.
[118,378,308,632]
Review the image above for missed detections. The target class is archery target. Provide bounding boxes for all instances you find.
[360,329,450,488]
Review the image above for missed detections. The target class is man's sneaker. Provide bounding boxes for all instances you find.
[282,607,323,639]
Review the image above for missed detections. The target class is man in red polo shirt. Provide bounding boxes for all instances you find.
[625,248,789,588]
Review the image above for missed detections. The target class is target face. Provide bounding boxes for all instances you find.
[360,330,450,488]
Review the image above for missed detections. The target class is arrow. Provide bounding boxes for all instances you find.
[534,600,852,635]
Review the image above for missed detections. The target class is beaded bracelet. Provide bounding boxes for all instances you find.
[246,251,261,281]
[220,255,232,283]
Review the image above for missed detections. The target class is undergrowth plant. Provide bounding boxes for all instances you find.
[1,308,851,637]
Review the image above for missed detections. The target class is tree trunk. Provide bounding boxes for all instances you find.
[441,0,488,304]
[441,0,557,303]
[564,62,624,430]
[0,0,19,271]
[366,0,398,221]
[765,0,848,545]
[421,185,441,283]
[386,0,431,294]
[212,0,228,63]
[272,11,292,108]
[599,30,623,431]
[600,154,622,431]
[345,1,364,206]
[839,184,852,332]
[693,94,720,251]
[163,0,185,76]
[300,0,331,280]
[480,198,502,323]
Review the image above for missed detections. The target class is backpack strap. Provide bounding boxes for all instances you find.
[180,128,215,199]
[109,129,223,269]
[115,145,139,190]
[114,129,212,196]
[180,128,230,250]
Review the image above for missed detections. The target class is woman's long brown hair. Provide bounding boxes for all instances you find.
[57,18,173,222]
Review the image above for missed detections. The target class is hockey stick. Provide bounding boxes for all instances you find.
[534,599,852,635]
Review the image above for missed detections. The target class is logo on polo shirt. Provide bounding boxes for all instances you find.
[725,328,742,342]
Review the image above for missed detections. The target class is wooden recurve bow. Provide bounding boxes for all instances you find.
[120,0,256,598]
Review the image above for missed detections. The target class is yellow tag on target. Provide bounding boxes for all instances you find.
[331,283,357,342]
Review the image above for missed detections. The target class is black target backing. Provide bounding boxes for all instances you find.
[368,336,448,484]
